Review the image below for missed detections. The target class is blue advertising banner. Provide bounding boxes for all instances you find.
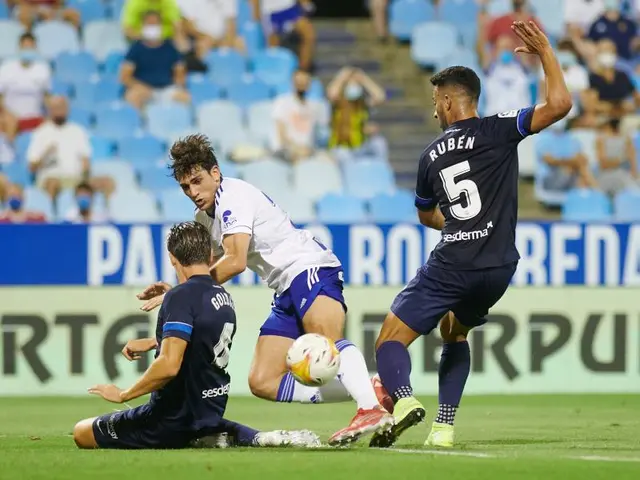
[1,222,639,286]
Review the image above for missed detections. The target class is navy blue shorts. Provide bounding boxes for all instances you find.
[391,262,517,335]
[260,266,347,339]
[263,4,303,35]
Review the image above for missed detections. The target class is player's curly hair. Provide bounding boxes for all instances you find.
[430,66,481,103]
[167,221,212,267]
[169,134,219,180]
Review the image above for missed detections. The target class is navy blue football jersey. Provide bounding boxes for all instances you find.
[151,274,236,431]
[416,107,535,270]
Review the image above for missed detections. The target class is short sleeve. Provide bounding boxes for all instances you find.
[272,97,287,121]
[161,289,194,342]
[216,188,255,237]
[168,42,183,66]
[125,43,141,64]
[415,151,436,211]
[77,127,91,157]
[490,107,536,142]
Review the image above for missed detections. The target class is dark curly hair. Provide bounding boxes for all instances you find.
[169,134,219,180]
[167,221,212,266]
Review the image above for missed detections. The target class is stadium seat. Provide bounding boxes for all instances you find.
[0,21,24,59]
[562,189,612,222]
[614,188,640,222]
[139,166,176,192]
[196,101,244,139]
[316,193,367,224]
[212,128,259,158]
[440,0,479,27]
[103,50,125,75]
[293,158,343,201]
[533,131,583,206]
[436,47,480,72]
[270,189,315,223]
[84,21,127,60]
[0,2,9,19]
[487,0,512,15]
[109,189,160,222]
[411,22,459,68]
[23,187,54,220]
[14,133,32,161]
[241,21,265,57]
[369,190,417,223]
[570,129,598,168]
[344,160,395,199]
[91,160,137,189]
[241,158,292,195]
[54,52,98,83]
[68,106,94,128]
[389,0,436,41]
[237,0,253,25]
[189,80,223,107]
[95,103,142,140]
[56,189,107,221]
[247,101,274,146]
[1,161,31,186]
[90,135,116,159]
[218,160,240,178]
[206,49,247,87]
[146,103,193,141]
[160,189,196,223]
[118,135,165,166]
[226,78,272,108]
[530,0,565,40]
[51,78,73,97]
[252,48,298,86]
[74,79,122,108]
[33,21,80,60]
[66,0,108,22]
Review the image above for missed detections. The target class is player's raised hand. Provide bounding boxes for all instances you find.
[512,21,551,56]
[88,384,124,404]
[136,281,171,301]
[122,338,157,361]
[140,293,165,312]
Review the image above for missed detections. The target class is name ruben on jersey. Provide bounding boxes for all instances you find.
[427,134,476,162]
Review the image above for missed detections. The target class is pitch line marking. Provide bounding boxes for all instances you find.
[387,448,495,458]
[571,455,640,463]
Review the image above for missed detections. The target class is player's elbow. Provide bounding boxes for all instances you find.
[550,94,573,119]
[229,255,247,275]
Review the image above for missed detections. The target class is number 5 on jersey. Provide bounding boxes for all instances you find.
[213,322,234,371]
[439,161,482,220]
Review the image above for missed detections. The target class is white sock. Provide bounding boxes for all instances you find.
[288,377,351,403]
[335,339,380,410]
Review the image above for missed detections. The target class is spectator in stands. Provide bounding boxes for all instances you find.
[596,117,638,195]
[178,0,245,60]
[271,70,327,163]
[587,0,639,60]
[565,0,605,36]
[27,96,114,200]
[251,0,316,71]
[121,10,190,109]
[484,36,531,115]
[0,183,46,223]
[121,0,182,40]
[538,120,598,192]
[326,67,388,162]
[572,88,607,128]
[0,33,51,133]
[10,0,81,30]
[63,182,108,224]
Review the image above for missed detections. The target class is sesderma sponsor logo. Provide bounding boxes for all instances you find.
[443,222,493,243]
[202,383,231,399]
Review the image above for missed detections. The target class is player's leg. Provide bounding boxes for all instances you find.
[73,417,99,449]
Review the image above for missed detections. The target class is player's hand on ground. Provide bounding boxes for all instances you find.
[122,338,157,361]
[88,384,125,404]
[136,281,171,301]
[512,21,551,56]
[140,293,165,312]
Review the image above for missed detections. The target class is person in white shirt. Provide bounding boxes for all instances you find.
[484,40,532,116]
[136,133,393,447]
[271,70,327,162]
[251,0,316,71]
[178,0,245,58]
[0,32,51,133]
[27,96,114,199]
[564,0,606,34]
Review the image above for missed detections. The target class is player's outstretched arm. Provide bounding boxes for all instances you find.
[512,21,572,133]
[210,233,250,284]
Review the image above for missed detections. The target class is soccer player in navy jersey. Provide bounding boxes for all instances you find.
[369,21,573,449]
[72,221,319,449]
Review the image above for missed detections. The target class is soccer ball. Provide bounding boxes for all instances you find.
[286,334,341,387]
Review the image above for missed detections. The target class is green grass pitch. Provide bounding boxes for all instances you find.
[1,395,639,479]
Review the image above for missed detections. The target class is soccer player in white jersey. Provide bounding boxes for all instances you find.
[137,134,393,446]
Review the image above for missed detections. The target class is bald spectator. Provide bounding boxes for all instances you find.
[0,183,46,223]
[121,0,182,40]
[27,96,114,200]
[9,0,81,30]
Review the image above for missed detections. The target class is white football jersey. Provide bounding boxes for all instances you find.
[195,178,341,294]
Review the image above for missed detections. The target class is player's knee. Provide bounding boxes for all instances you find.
[73,419,97,449]
[440,313,469,343]
[375,312,419,350]
[248,370,277,400]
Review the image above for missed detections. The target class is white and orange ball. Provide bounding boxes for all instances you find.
[286,334,341,387]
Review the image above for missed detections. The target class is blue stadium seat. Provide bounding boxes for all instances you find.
[69,106,94,128]
[534,130,583,206]
[160,189,196,223]
[247,101,274,146]
[440,0,479,27]
[1,161,31,186]
[95,103,142,140]
[389,0,436,41]
[206,49,247,87]
[241,21,265,57]
[270,189,315,223]
[14,133,32,161]
[109,189,160,222]
[252,48,298,86]
[614,188,640,221]
[344,160,395,199]
[139,166,176,192]
[118,135,165,166]
[562,189,612,222]
[92,160,137,189]
[51,78,73,97]
[0,2,9,19]
[146,103,193,140]
[84,21,127,60]
[487,0,512,15]
[218,160,240,178]
[103,50,125,75]
[293,157,343,201]
[237,0,253,25]
[241,158,292,195]
[317,193,367,224]
[74,79,122,108]
[33,21,80,60]
[66,0,108,22]
[530,0,565,40]
[90,135,115,159]
[570,129,598,168]
[24,187,54,220]
[54,52,98,83]
[227,78,272,108]
[369,190,417,223]
[436,47,480,72]
[411,22,459,68]
[189,80,223,107]
[0,20,22,59]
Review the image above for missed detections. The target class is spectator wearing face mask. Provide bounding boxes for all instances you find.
[596,117,639,195]
[121,0,182,40]
[588,0,639,60]
[326,67,388,162]
[271,70,327,163]
[63,182,108,223]
[0,32,51,133]
[0,183,46,223]
[121,10,190,109]
[10,0,81,30]
[27,96,114,200]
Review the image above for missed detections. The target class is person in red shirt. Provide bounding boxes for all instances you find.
[0,183,47,224]
[10,0,81,30]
